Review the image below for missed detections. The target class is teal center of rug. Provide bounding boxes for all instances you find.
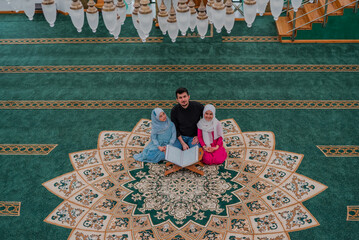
[123,163,242,228]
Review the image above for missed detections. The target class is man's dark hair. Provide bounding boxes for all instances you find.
[175,88,189,98]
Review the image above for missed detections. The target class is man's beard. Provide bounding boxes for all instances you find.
[181,101,189,107]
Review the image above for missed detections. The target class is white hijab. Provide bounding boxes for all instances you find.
[197,104,223,147]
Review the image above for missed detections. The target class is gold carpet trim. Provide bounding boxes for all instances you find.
[0,202,21,216]
[1,65,358,73]
[347,206,359,221]
[0,144,58,155]
[1,100,359,109]
[0,37,163,44]
[0,26,211,44]
[317,145,359,157]
[222,36,279,42]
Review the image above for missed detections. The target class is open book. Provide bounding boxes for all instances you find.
[165,145,199,168]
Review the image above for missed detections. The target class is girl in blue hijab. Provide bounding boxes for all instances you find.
[134,108,176,163]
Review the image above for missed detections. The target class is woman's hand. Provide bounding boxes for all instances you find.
[204,146,213,152]
[204,145,218,153]
[158,146,167,152]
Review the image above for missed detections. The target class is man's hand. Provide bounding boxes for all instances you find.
[182,143,190,150]
[192,136,199,145]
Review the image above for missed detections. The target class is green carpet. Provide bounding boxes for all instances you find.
[0,10,358,240]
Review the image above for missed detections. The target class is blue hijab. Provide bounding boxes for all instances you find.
[151,108,171,134]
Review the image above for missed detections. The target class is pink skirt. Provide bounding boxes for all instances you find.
[202,146,227,165]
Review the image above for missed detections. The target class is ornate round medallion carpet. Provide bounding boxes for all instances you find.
[43,119,327,240]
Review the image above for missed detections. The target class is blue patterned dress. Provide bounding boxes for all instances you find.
[134,108,177,163]
[134,122,176,163]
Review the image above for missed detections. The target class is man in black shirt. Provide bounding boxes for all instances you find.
[171,88,204,150]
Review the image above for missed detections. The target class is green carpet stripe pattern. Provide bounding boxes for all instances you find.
[0,37,163,44]
[347,206,359,221]
[0,202,21,216]
[1,100,359,109]
[1,10,359,240]
[317,145,359,157]
[222,36,280,42]
[1,65,359,73]
[0,37,163,45]
[0,144,57,155]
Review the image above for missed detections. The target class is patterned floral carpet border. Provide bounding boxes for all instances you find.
[0,201,21,216]
[1,65,358,73]
[43,118,327,239]
[347,206,359,221]
[317,145,359,157]
[222,36,279,42]
[0,37,163,44]
[0,144,57,155]
[1,100,358,109]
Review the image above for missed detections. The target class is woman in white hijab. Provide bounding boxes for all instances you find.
[134,108,176,163]
[197,104,227,165]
